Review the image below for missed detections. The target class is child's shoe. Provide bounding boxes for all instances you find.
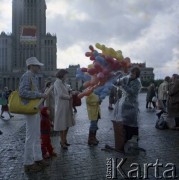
[43,153,50,159]
[51,152,57,158]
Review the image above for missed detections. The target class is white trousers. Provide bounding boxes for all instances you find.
[24,113,42,165]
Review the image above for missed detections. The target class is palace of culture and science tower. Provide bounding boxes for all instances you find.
[0,0,57,90]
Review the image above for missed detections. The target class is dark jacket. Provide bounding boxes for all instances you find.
[167,79,179,117]
[146,86,156,102]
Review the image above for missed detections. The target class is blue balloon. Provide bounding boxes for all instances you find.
[100,93,106,100]
[76,74,84,80]
[93,86,104,96]
[84,74,91,81]
[95,56,107,66]
[76,68,84,75]
[93,50,99,57]
[102,87,110,94]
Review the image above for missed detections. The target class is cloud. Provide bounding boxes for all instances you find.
[0,0,12,32]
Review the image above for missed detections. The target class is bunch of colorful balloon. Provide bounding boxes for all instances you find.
[76,43,131,100]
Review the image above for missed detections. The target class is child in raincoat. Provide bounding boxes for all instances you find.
[86,93,101,146]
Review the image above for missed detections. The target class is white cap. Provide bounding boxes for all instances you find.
[26,57,44,67]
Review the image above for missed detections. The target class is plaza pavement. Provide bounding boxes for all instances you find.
[0,93,179,180]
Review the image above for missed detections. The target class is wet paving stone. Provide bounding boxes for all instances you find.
[0,93,179,179]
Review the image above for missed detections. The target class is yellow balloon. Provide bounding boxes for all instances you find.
[116,54,124,61]
[117,50,122,54]
[88,64,94,68]
[95,43,102,50]
[95,43,124,60]
[101,44,106,50]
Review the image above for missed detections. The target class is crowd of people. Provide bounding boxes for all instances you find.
[0,56,179,173]
[145,74,179,130]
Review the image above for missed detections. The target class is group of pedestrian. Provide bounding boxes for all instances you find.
[2,55,178,174]
[145,74,179,130]
[146,83,157,109]
[18,56,143,173]
[17,57,80,173]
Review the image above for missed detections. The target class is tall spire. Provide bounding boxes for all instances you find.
[12,0,47,37]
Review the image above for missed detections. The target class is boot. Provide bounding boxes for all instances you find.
[88,131,98,146]
[156,110,163,119]
[94,130,99,144]
[24,163,43,173]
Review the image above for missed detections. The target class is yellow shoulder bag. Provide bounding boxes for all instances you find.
[8,77,40,115]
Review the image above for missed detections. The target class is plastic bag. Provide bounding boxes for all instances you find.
[113,88,127,121]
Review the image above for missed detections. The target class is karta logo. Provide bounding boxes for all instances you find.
[106,158,178,179]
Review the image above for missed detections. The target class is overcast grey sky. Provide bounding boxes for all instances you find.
[0,0,179,79]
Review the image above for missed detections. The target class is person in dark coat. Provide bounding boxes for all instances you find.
[0,87,14,119]
[167,74,179,128]
[146,83,156,109]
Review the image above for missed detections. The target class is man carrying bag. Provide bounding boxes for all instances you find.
[19,57,48,173]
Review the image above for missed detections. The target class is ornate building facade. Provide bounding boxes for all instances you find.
[0,0,57,90]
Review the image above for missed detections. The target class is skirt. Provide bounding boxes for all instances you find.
[1,105,9,112]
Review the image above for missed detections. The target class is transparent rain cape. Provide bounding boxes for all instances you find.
[113,76,140,127]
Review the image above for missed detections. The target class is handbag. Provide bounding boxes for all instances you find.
[8,91,40,114]
[8,77,40,115]
[72,94,82,106]
[152,96,157,102]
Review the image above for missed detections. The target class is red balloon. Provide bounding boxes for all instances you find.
[84,88,93,96]
[87,68,97,75]
[91,84,99,90]
[78,93,85,99]
[94,62,103,72]
[103,68,110,75]
[97,72,105,80]
[83,81,91,88]
[90,55,95,61]
[81,67,87,72]
[89,45,94,51]
[121,61,127,67]
[85,52,92,57]
[90,76,99,85]
[78,87,93,98]
[105,56,115,64]
[111,60,121,71]
[124,57,131,63]
[98,79,106,86]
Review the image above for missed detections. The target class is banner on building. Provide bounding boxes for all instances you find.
[20,26,37,44]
